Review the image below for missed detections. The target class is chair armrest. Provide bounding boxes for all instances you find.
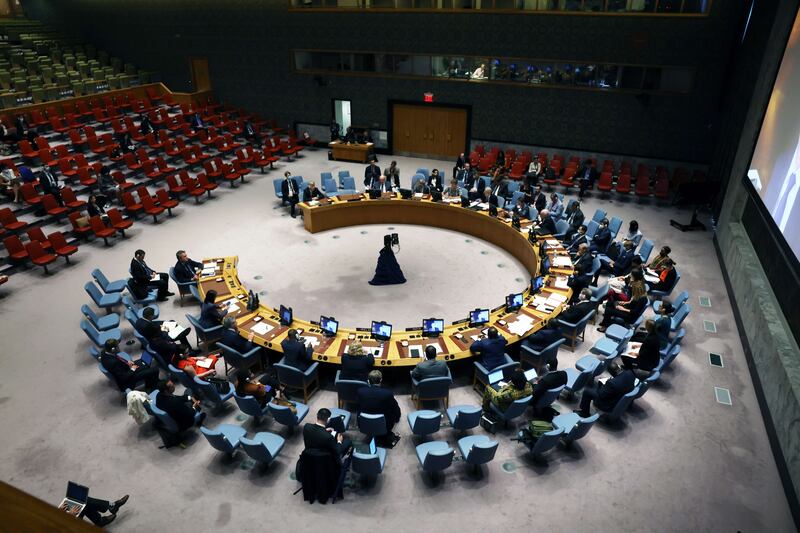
[520,343,541,357]
[242,345,261,358]
[473,360,489,375]
[303,362,319,377]
[201,323,224,335]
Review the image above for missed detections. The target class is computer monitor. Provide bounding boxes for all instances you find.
[531,275,545,294]
[279,305,293,326]
[399,188,412,199]
[506,292,524,311]
[422,318,444,337]
[540,256,551,276]
[469,308,490,327]
[371,320,392,341]
[488,369,504,384]
[320,315,338,337]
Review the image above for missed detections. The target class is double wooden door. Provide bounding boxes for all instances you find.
[392,103,467,159]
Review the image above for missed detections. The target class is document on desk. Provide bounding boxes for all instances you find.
[507,314,536,336]
[221,298,240,314]
[546,239,561,247]
[532,296,548,307]
[547,293,568,303]
[298,335,320,348]
[536,303,555,313]
[553,256,573,268]
[251,322,273,336]
[645,274,660,284]
[167,325,188,340]
[546,295,566,308]
[553,276,570,290]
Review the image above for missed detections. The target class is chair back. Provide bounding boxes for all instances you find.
[233,392,265,418]
[554,219,569,237]
[451,406,483,431]
[638,239,654,263]
[671,290,690,310]
[565,413,599,443]
[194,376,225,404]
[422,447,454,472]
[465,439,498,465]
[240,437,275,464]
[416,376,452,401]
[200,427,236,454]
[590,283,609,304]
[335,372,367,406]
[409,411,442,436]
[272,178,283,198]
[540,338,566,360]
[661,346,681,370]
[501,395,533,421]
[217,341,245,368]
[608,217,622,239]
[148,391,180,433]
[533,385,565,410]
[352,451,383,476]
[80,320,101,345]
[671,304,690,330]
[585,220,599,240]
[570,368,594,393]
[80,304,101,327]
[268,402,298,426]
[607,385,639,420]
[531,427,565,456]
[169,363,196,390]
[416,168,430,179]
[591,209,606,223]
[84,281,105,305]
[341,176,357,191]
[275,360,304,387]
[357,413,387,437]
[322,177,338,194]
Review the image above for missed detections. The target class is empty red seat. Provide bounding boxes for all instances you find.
[90,215,117,245]
[508,161,526,180]
[18,140,38,160]
[635,177,651,197]
[0,207,27,231]
[616,174,632,195]
[122,192,143,218]
[142,160,162,180]
[42,194,69,219]
[141,194,165,222]
[654,176,670,199]
[183,176,206,203]
[253,150,277,172]
[155,189,178,215]
[25,240,57,274]
[111,171,135,192]
[597,172,613,192]
[77,167,97,188]
[197,173,218,193]
[48,231,78,262]
[27,227,52,250]
[106,208,133,235]
[3,235,28,263]
[20,183,43,207]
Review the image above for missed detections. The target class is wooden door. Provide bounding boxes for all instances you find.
[392,103,467,159]
[190,58,211,92]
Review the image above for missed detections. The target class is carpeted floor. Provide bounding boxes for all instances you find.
[0,150,794,532]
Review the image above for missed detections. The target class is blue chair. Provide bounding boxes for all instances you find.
[604,324,633,343]
[200,424,247,456]
[563,367,594,398]
[575,354,604,377]
[562,199,578,220]
[169,267,195,303]
[121,295,159,319]
[649,269,681,300]
[334,371,367,409]
[322,177,339,197]
[84,281,122,311]
[527,426,564,460]
[352,443,388,482]
[411,174,425,191]
[532,385,564,411]
[357,413,387,438]
[555,309,595,351]
[590,337,622,360]
[148,390,202,439]
[637,239,654,263]
[589,284,609,322]
[186,313,224,349]
[553,411,599,446]
[233,392,270,424]
[217,341,261,373]
[340,176,357,194]
[410,374,452,409]
[446,405,483,433]
[328,408,351,432]
[521,337,565,369]
[658,345,681,371]
[661,329,685,358]
[240,432,286,467]
[585,220,599,240]
[272,178,284,202]
[275,357,319,403]
[320,172,333,190]
[653,290,689,313]
[125,281,158,306]
[99,362,131,394]
[490,395,532,429]
[81,304,120,331]
[553,219,569,239]
[337,170,351,187]
[81,320,122,347]
[193,376,234,410]
[407,410,442,439]
[511,190,525,206]
[473,353,518,391]
[506,180,520,196]
[608,216,622,239]
[591,208,606,223]
[416,168,430,179]
[91,268,127,293]
[268,401,309,433]
[457,435,498,473]
[415,441,454,478]
[590,256,602,277]
[189,284,202,303]
[169,363,203,395]
[670,304,691,331]
[598,385,640,423]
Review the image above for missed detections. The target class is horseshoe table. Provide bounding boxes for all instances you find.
[198,194,574,368]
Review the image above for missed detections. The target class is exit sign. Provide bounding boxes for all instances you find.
[423,92,434,102]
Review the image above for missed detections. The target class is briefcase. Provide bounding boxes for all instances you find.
[480,413,500,434]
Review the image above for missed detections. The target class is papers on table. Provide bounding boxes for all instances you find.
[251,321,273,336]
[476,202,489,210]
[533,293,567,313]
[348,344,383,358]
[553,256,573,268]
[298,335,320,349]
[221,298,240,315]
[626,342,642,358]
[196,357,213,369]
[645,274,660,284]
[161,321,188,340]
[506,314,536,336]
[546,239,561,247]
[547,292,568,303]
[308,200,320,206]
[553,276,570,290]
[414,193,424,198]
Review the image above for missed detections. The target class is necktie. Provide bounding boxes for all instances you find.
[288,180,294,195]
[773,173,796,231]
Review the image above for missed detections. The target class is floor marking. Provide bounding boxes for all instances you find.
[699,296,711,307]
[703,320,717,333]
[714,387,732,405]
[709,352,724,368]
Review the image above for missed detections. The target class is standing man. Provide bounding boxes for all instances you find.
[364,160,381,189]
[39,166,64,206]
[281,171,301,218]
[130,249,172,301]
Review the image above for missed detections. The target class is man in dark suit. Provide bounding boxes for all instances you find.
[572,244,593,275]
[281,328,313,372]
[155,378,205,431]
[464,172,486,201]
[523,327,563,370]
[470,327,508,370]
[566,225,588,255]
[130,249,172,301]
[563,201,585,241]
[302,181,325,202]
[303,408,351,459]
[173,250,202,285]
[577,159,597,198]
[490,176,509,199]
[371,175,392,194]
[455,162,475,184]
[221,316,260,356]
[512,198,530,219]
[554,288,596,326]
[530,369,568,417]
[357,370,401,441]
[534,209,557,236]
[411,345,449,381]
[281,171,301,218]
[14,114,36,142]
[99,339,159,392]
[340,348,374,381]
[39,167,64,206]
[412,179,431,195]
[364,161,381,188]
[594,240,636,284]
[481,186,500,208]
[427,169,444,192]
[530,185,547,213]
[590,218,612,253]
[576,369,636,417]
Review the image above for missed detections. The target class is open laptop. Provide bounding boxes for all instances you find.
[488,369,506,390]
[59,481,89,516]
[138,350,153,367]
[524,367,538,382]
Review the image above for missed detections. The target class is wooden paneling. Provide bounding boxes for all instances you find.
[0,481,99,531]
[392,103,467,159]
[190,58,211,93]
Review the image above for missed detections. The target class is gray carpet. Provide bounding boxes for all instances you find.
[0,150,794,532]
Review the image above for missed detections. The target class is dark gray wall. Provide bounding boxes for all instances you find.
[20,0,745,162]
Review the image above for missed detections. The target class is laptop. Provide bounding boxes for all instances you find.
[60,482,89,516]
[369,437,377,455]
[524,368,538,382]
[139,350,153,367]
[488,369,504,385]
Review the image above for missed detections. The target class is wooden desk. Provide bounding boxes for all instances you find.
[199,200,573,368]
[328,141,373,163]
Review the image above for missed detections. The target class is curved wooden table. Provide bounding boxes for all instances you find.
[198,195,574,368]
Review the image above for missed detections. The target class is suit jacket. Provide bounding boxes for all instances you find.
[130,258,154,285]
[456,168,474,183]
[174,259,202,283]
[221,327,255,354]
[535,216,556,236]
[303,423,345,457]
[595,370,636,411]
[567,208,585,229]
[371,181,392,193]
[532,370,568,403]
[612,249,635,275]
[526,328,563,351]
[39,169,59,195]
[513,204,530,219]
[155,391,196,431]
[413,183,431,195]
[339,353,374,381]
[149,336,182,365]
[490,180,509,198]
[548,200,564,219]
[531,192,547,213]
[465,175,485,193]
[385,167,400,188]
[357,385,401,427]
[200,302,227,329]
[578,166,598,184]
[411,359,449,381]
[100,351,134,389]
[281,178,300,199]
[573,252,593,275]
[364,165,381,187]
[302,187,325,202]
[426,174,444,192]
[134,317,162,337]
[635,332,661,371]
[567,233,588,253]
[455,155,465,169]
[14,116,29,133]
[470,336,508,370]
[556,300,595,325]
[281,338,312,372]
[592,228,612,251]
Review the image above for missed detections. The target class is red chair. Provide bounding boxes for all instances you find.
[106,208,133,235]
[145,132,164,151]
[560,167,576,189]
[233,159,251,180]
[142,160,162,181]
[635,177,651,198]
[58,158,78,179]
[20,183,43,207]
[41,194,69,219]
[18,140,39,160]
[597,171,613,194]
[27,227,52,250]
[654,176,670,200]
[60,187,86,209]
[167,174,188,198]
[221,162,240,186]
[508,161,526,180]
[48,231,78,263]
[155,188,178,215]
[164,138,181,158]
[0,207,27,231]
[111,171,135,193]
[69,212,92,239]
[141,193,166,223]
[90,215,117,245]
[49,115,70,134]
[616,174,632,195]
[197,173,218,194]
[183,176,206,203]
[25,240,57,274]
[77,167,97,188]
[253,150,277,172]
[235,147,254,166]
[203,159,224,181]
[182,145,201,167]
[122,192,143,218]
[155,156,176,175]
[123,152,142,173]
[30,109,48,127]
[3,235,29,264]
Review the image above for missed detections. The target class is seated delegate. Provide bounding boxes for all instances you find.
[155,378,206,430]
[234,368,281,407]
[303,408,352,460]
[173,250,203,285]
[340,342,374,381]
[575,369,636,417]
[99,339,159,392]
[482,368,533,413]
[130,249,173,301]
[411,345,449,381]
[281,329,314,371]
[358,370,401,445]
[470,327,508,370]
[200,289,228,328]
